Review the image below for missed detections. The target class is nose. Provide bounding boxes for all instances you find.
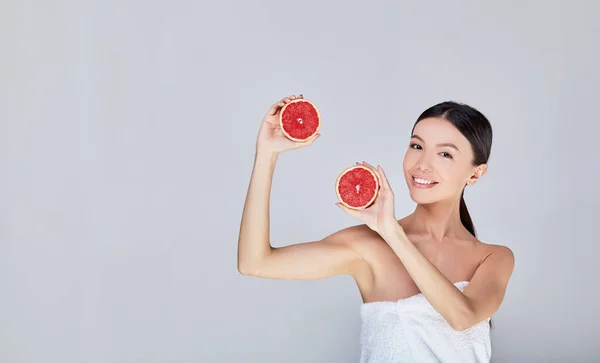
[416,153,433,172]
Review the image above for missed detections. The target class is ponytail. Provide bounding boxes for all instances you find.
[459,188,476,237]
[461,187,492,328]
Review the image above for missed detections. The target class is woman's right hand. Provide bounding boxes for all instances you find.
[255,94,321,154]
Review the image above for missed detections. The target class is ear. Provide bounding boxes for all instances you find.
[467,164,487,186]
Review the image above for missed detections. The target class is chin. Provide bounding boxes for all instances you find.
[408,190,440,205]
[405,177,439,204]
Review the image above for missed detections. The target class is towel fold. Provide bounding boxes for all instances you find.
[359,281,491,363]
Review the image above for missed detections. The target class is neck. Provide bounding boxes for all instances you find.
[405,196,467,242]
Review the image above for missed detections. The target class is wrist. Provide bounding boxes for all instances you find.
[255,147,279,161]
[379,220,404,240]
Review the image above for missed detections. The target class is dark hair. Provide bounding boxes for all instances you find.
[411,101,493,238]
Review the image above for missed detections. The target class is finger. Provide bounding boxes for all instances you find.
[284,94,303,103]
[298,94,303,99]
[283,94,296,103]
[336,202,362,219]
[267,99,287,115]
[309,133,320,144]
[377,165,393,191]
[267,103,278,116]
[292,133,320,148]
[362,161,377,172]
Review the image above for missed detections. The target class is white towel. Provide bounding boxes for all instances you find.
[359,281,491,363]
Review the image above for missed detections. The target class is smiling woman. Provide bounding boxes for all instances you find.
[404,101,494,237]
[237,95,514,363]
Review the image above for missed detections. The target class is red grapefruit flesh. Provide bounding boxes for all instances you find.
[279,99,321,142]
[335,165,380,210]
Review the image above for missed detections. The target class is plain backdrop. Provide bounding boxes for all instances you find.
[1,0,599,362]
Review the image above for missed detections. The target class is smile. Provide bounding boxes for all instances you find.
[412,176,439,189]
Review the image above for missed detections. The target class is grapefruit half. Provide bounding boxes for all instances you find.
[279,99,321,142]
[335,165,380,210]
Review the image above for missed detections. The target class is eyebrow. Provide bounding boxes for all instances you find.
[411,134,461,152]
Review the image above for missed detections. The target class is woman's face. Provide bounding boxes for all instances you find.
[402,117,485,205]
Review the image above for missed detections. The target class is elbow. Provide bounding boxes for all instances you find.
[449,319,473,332]
[450,316,487,332]
[237,262,257,276]
[237,258,255,276]
[237,256,265,277]
[237,246,273,277]
[448,307,477,332]
[237,262,247,275]
[449,313,488,332]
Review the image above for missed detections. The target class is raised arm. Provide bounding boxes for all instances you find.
[237,95,369,280]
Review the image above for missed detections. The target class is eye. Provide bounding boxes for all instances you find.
[410,143,422,150]
[440,152,453,159]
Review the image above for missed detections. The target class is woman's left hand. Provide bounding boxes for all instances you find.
[336,162,400,237]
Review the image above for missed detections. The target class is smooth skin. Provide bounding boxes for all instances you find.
[237,94,514,331]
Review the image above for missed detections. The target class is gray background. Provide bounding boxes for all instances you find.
[1,0,598,362]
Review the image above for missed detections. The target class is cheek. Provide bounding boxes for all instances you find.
[402,152,416,172]
[437,161,470,188]
[402,157,413,181]
[434,160,453,181]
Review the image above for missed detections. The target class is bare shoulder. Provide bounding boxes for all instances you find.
[323,223,380,249]
[321,223,387,267]
[477,240,515,268]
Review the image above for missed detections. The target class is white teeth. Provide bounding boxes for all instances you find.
[414,177,435,185]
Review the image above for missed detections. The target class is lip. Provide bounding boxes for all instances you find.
[410,175,439,189]
[411,173,438,182]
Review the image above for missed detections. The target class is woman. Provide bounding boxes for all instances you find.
[237,94,515,362]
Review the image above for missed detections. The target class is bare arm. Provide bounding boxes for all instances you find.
[383,224,514,331]
[237,95,368,280]
[337,162,514,331]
